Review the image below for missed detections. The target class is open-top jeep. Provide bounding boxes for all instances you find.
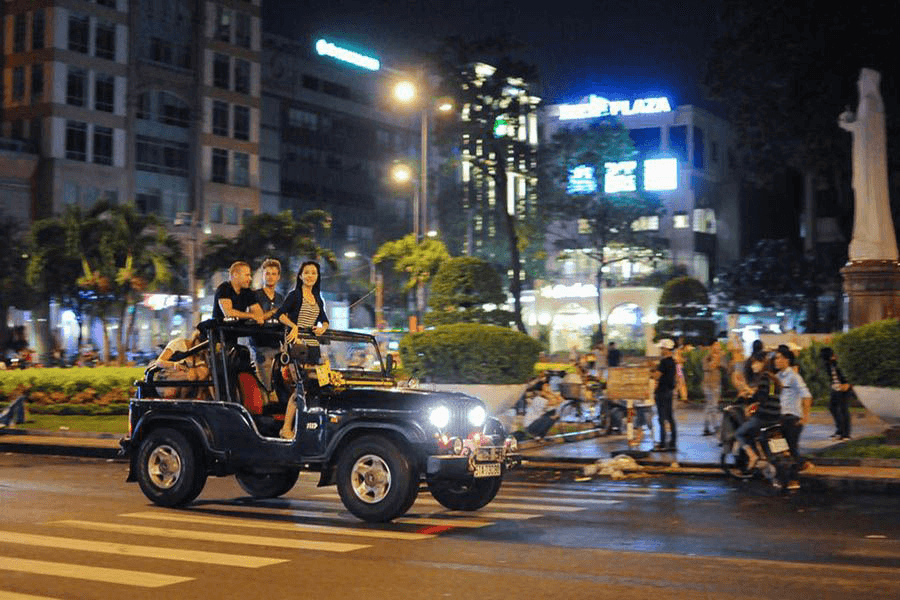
[120,319,520,522]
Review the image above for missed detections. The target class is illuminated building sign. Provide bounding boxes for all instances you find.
[567,158,678,194]
[604,161,637,194]
[567,165,597,194]
[558,95,672,121]
[644,158,678,191]
[315,38,380,71]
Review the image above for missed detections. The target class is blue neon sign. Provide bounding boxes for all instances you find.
[315,38,381,71]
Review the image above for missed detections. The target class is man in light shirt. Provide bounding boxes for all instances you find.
[774,346,812,490]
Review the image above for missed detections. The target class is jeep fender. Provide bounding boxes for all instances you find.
[316,420,429,487]
[126,412,224,482]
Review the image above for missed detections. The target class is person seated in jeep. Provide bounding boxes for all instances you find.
[151,330,210,399]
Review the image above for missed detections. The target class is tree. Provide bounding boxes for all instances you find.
[0,217,34,351]
[197,210,335,281]
[426,256,514,326]
[374,234,450,326]
[542,119,667,345]
[655,276,717,346]
[75,203,183,363]
[430,36,542,333]
[712,238,839,331]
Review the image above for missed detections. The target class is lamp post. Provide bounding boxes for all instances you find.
[344,250,384,330]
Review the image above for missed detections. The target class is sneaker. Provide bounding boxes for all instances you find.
[830,433,841,439]
[702,429,713,436]
[840,436,851,441]
[652,444,667,452]
[787,480,801,490]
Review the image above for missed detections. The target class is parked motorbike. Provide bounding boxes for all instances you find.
[719,401,794,488]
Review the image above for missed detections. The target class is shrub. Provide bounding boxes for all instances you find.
[425,257,514,327]
[655,276,716,346]
[400,323,542,384]
[0,366,142,414]
[795,339,832,405]
[833,319,900,388]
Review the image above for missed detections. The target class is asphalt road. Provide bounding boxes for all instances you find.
[1,455,899,600]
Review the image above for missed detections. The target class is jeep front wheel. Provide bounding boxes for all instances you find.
[236,469,300,499]
[427,474,502,511]
[136,428,206,507]
[336,435,415,523]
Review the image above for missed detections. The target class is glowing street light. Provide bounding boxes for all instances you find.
[393,80,416,103]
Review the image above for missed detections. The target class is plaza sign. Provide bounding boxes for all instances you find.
[558,95,672,120]
[315,38,380,71]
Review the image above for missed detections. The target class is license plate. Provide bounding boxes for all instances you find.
[474,462,501,478]
[768,437,789,454]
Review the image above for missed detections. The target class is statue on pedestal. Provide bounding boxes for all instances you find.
[838,68,898,262]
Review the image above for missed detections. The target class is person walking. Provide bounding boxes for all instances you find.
[651,338,678,451]
[702,340,725,436]
[821,347,852,440]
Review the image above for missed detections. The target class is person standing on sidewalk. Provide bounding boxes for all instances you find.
[775,347,812,490]
[702,340,725,436]
[651,338,678,451]
[821,347,852,440]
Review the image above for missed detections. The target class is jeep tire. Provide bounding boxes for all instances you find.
[236,468,300,499]
[336,435,415,523]
[427,473,503,511]
[136,428,206,507]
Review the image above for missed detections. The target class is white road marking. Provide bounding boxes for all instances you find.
[0,556,192,588]
[46,520,369,553]
[121,511,431,541]
[0,531,285,568]
[310,493,585,512]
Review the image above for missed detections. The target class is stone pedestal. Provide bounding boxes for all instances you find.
[841,260,900,328]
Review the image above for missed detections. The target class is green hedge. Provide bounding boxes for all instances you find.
[0,366,143,415]
[833,319,900,388]
[399,324,542,384]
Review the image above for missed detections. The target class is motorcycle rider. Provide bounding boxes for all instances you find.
[733,351,782,471]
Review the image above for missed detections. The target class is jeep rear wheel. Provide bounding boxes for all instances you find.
[136,428,206,507]
[236,469,300,499]
[336,435,415,523]
[427,474,503,511]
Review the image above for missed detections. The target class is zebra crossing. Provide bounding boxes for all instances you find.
[0,479,661,597]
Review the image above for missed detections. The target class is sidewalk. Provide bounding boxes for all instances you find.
[2,407,899,493]
[516,406,900,493]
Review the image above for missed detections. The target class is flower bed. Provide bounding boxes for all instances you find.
[0,367,144,415]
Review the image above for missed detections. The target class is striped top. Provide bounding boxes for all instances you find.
[297,300,320,328]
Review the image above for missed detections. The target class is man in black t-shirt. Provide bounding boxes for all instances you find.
[606,342,622,368]
[213,261,264,324]
[651,338,678,451]
[251,258,284,391]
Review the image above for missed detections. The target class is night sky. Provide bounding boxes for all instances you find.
[262,0,718,106]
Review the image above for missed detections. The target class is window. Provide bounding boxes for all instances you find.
[234,59,250,94]
[209,203,223,223]
[12,67,25,101]
[302,75,320,91]
[213,54,230,89]
[212,101,229,136]
[95,75,115,112]
[93,126,113,165]
[631,215,660,231]
[65,121,87,161]
[159,92,190,127]
[31,64,44,103]
[693,126,705,169]
[215,7,232,42]
[136,135,189,176]
[673,212,689,229]
[68,14,89,53]
[64,182,80,205]
[233,152,249,186]
[242,209,253,223]
[96,0,117,7]
[235,12,251,48]
[95,22,116,60]
[30,118,42,148]
[693,208,716,234]
[669,125,688,163]
[136,190,161,214]
[226,205,239,225]
[233,105,249,140]
[137,93,151,120]
[288,108,317,130]
[14,14,26,52]
[66,67,86,106]
[212,149,228,183]
[11,120,24,140]
[32,10,45,50]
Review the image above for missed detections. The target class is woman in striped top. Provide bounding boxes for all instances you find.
[276,261,329,438]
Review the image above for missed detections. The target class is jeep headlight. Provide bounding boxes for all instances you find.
[429,405,450,429]
[467,405,486,428]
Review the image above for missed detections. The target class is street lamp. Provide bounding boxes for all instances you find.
[343,250,384,330]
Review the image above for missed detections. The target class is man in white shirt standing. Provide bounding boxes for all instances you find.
[774,346,812,490]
